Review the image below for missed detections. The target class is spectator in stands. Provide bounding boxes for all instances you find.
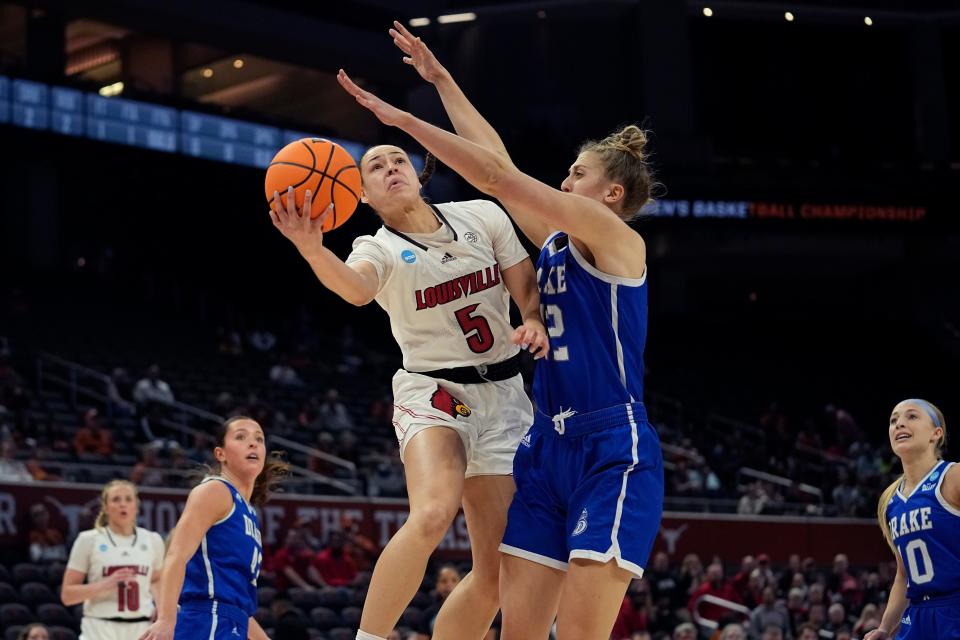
[313,530,358,587]
[415,564,462,639]
[73,408,114,457]
[611,580,651,640]
[269,353,303,387]
[738,482,768,515]
[731,555,757,602]
[16,624,49,640]
[319,388,353,432]
[807,581,826,608]
[130,444,164,486]
[249,328,278,353]
[703,464,722,496]
[759,626,783,640]
[341,512,377,572]
[795,623,819,640]
[748,586,789,639]
[133,364,175,406]
[786,587,808,635]
[336,430,360,466]
[832,469,863,516]
[108,367,136,415]
[673,622,697,640]
[270,595,309,640]
[368,459,406,498]
[824,602,851,635]
[689,562,741,623]
[267,528,319,591]
[0,439,32,481]
[853,603,880,636]
[719,623,746,640]
[807,603,827,629]
[777,554,801,593]
[28,502,67,563]
[646,552,682,611]
[183,431,211,464]
[828,553,859,602]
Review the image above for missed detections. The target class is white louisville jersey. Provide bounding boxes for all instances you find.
[346,199,530,371]
[66,527,165,619]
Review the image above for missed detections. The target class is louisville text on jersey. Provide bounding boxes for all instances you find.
[414,264,501,310]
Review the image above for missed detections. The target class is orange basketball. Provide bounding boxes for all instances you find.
[265,138,362,232]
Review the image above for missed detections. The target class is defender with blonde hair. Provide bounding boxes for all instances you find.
[61,479,165,640]
[338,21,662,640]
[865,399,960,640]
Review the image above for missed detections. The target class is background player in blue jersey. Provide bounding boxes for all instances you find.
[866,399,960,639]
[339,23,662,640]
[139,417,289,640]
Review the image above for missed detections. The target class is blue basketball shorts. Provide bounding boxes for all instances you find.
[896,593,960,638]
[500,402,663,578]
[175,600,250,640]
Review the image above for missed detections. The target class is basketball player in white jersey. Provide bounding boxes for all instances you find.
[269,152,548,640]
[61,479,165,640]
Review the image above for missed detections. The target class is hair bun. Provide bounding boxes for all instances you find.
[615,125,648,162]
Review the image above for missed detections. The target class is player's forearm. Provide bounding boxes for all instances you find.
[155,555,188,623]
[303,248,373,306]
[61,579,114,606]
[877,577,908,634]
[400,115,513,200]
[432,72,509,159]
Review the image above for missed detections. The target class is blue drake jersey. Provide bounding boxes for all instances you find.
[885,460,960,599]
[533,232,648,416]
[181,477,262,616]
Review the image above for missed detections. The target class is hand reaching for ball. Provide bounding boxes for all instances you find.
[269,186,333,260]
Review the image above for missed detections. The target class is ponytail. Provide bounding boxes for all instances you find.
[877,475,902,552]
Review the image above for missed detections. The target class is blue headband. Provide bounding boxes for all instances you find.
[901,399,942,428]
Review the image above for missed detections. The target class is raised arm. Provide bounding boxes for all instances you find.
[390,21,508,159]
[269,187,379,306]
[337,71,643,275]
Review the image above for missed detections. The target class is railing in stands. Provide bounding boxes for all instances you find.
[691,593,751,632]
[35,352,359,495]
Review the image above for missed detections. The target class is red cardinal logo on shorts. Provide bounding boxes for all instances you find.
[430,386,472,419]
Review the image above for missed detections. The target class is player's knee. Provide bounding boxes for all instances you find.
[408,500,457,543]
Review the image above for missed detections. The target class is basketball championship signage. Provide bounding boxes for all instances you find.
[646,199,926,223]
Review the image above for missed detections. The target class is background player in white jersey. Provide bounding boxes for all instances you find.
[339,23,660,640]
[866,399,960,639]
[61,480,165,640]
[269,141,548,640]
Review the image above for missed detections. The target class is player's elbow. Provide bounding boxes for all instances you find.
[477,156,515,199]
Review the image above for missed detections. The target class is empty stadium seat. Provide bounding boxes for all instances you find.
[327,628,354,640]
[0,582,19,604]
[49,626,78,640]
[12,563,45,586]
[339,606,361,629]
[0,602,35,627]
[288,587,322,610]
[37,603,76,629]
[309,606,341,631]
[400,605,423,630]
[256,586,277,607]
[21,581,58,606]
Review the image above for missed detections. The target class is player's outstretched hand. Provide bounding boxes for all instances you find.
[389,21,447,84]
[337,69,409,127]
[138,618,174,640]
[864,629,891,640]
[512,319,549,360]
[269,186,332,260]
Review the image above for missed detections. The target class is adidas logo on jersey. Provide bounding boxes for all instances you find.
[520,433,532,448]
[440,252,457,263]
[901,615,911,626]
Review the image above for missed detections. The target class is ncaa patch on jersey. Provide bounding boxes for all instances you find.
[99,544,108,552]
[401,249,416,264]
